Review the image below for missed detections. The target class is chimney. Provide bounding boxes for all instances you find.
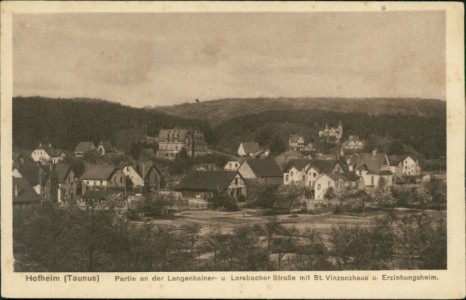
[349,165,354,172]
[39,142,42,147]
[49,143,52,147]
[14,183,18,197]
[372,148,377,156]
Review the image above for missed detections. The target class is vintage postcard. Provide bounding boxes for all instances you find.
[1,1,464,298]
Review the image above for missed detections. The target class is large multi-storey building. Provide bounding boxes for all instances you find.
[156,128,207,160]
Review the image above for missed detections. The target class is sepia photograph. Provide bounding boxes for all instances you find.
[1,1,464,299]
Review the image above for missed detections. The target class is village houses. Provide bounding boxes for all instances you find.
[119,161,162,191]
[176,170,247,199]
[74,141,96,157]
[347,149,394,188]
[237,142,260,157]
[319,121,343,143]
[341,135,365,151]
[288,134,305,151]
[96,140,115,156]
[237,158,283,185]
[31,143,65,164]
[156,128,207,160]
[80,164,126,194]
[52,164,77,202]
[388,155,422,178]
[314,172,364,200]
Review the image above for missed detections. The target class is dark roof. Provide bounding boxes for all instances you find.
[53,164,72,183]
[284,159,313,172]
[276,150,304,158]
[75,141,95,153]
[240,142,260,154]
[309,160,340,174]
[135,161,160,179]
[16,162,44,186]
[81,164,117,180]
[13,177,41,204]
[349,152,389,175]
[158,129,189,142]
[244,159,282,177]
[176,171,240,192]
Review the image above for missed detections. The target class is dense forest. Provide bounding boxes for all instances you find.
[13,97,445,159]
[212,110,446,158]
[13,97,214,152]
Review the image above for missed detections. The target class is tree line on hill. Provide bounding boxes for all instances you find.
[13,97,445,159]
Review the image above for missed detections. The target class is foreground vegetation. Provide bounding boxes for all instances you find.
[14,200,446,272]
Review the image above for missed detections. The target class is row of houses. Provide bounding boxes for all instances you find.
[176,147,422,201]
[12,156,162,205]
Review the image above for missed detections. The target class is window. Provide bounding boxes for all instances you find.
[127,167,130,171]
[285,174,289,182]
[120,177,123,183]
[317,184,321,190]
[235,178,238,185]
[313,173,316,178]
[290,171,294,176]
[166,153,169,157]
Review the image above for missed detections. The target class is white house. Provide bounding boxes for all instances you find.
[31,143,63,164]
[388,155,421,177]
[305,160,345,188]
[342,135,365,151]
[81,164,126,194]
[224,160,243,171]
[314,173,364,200]
[120,164,145,187]
[348,150,393,188]
[283,159,312,185]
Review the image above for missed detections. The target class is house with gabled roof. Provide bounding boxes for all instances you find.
[314,172,364,200]
[305,159,346,188]
[388,155,421,178]
[52,164,76,202]
[31,143,63,164]
[96,140,114,156]
[13,177,41,205]
[81,164,126,194]
[283,159,313,185]
[74,141,96,157]
[119,161,162,191]
[238,158,283,185]
[13,161,50,198]
[289,134,305,151]
[347,149,393,188]
[238,142,260,157]
[176,170,247,199]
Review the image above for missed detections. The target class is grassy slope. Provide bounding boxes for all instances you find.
[155,97,446,125]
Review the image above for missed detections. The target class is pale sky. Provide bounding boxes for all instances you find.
[13,11,445,107]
